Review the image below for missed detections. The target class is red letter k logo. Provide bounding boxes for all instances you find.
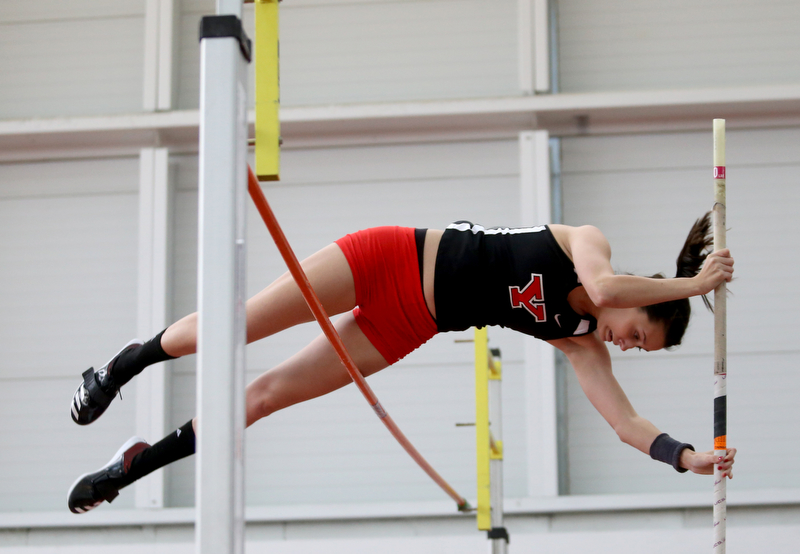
[509,273,546,322]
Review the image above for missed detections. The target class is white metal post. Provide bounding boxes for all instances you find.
[196,7,249,554]
[518,0,550,94]
[488,352,507,554]
[519,130,559,498]
[143,0,177,111]
[135,147,172,509]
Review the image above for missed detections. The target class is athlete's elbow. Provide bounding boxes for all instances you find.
[591,291,614,309]
[614,418,653,455]
[616,428,634,447]
[587,281,618,308]
[613,421,637,448]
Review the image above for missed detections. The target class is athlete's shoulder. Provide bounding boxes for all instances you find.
[550,224,610,261]
[559,224,608,242]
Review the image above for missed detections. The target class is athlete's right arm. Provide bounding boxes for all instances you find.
[566,225,732,308]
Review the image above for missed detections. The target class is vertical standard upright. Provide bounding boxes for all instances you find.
[712,118,727,554]
[254,0,280,181]
[196,3,250,553]
[475,328,508,553]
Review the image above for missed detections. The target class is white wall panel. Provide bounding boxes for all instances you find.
[0,1,139,22]
[560,127,800,494]
[176,0,518,110]
[0,157,140,512]
[163,140,529,508]
[0,158,140,377]
[0,1,145,119]
[558,0,800,93]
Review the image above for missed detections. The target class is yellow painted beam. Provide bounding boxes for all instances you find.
[488,355,502,380]
[490,438,503,460]
[255,0,280,181]
[475,327,491,531]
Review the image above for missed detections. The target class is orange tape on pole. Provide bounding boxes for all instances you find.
[247,166,469,511]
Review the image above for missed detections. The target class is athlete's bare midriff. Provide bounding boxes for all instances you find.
[422,229,444,320]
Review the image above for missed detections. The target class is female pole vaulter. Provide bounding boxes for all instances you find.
[68,213,735,513]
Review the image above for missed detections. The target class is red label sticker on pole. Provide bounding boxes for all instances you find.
[714,166,726,179]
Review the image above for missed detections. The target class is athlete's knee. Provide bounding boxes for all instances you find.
[246,394,274,425]
[245,377,280,425]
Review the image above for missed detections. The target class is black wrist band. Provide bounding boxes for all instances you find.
[650,433,695,473]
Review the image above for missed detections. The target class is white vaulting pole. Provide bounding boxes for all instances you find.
[712,118,727,553]
[196,2,249,553]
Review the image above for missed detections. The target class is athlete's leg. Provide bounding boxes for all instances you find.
[72,242,357,425]
[244,310,389,426]
[163,242,356,357]
[69,311,389,513]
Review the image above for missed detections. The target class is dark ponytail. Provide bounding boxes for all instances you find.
[675,212,714,311]
[643,212,714,348]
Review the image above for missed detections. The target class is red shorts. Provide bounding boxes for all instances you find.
[335,227,438,364]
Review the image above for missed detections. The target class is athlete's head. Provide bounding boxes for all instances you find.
[598,213,713,351]
[641,213,714,349]
[598,306,667,351]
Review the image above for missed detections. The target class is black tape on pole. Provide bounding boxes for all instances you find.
[714,395,727,440]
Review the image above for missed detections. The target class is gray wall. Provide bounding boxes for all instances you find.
[1,0,799,552]
[0,1,145,119]
[558,0,800,92]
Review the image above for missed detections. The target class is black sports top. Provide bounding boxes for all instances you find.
[434,222,597,341]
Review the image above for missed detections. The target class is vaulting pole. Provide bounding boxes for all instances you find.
[246,166,470,512]
[712,118,727,553]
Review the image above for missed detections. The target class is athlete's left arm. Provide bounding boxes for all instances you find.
[549,333,736,476]
[567,225,733,308]
[550,333,660,455]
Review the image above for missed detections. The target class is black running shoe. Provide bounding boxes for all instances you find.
[71,339,143,425]
[68,436,150,514]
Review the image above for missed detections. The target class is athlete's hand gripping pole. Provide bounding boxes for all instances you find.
[247,166,471,512]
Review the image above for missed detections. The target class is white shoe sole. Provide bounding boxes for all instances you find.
[67,435,148,513]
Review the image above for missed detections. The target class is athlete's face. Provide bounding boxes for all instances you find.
[598,307,666,352]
